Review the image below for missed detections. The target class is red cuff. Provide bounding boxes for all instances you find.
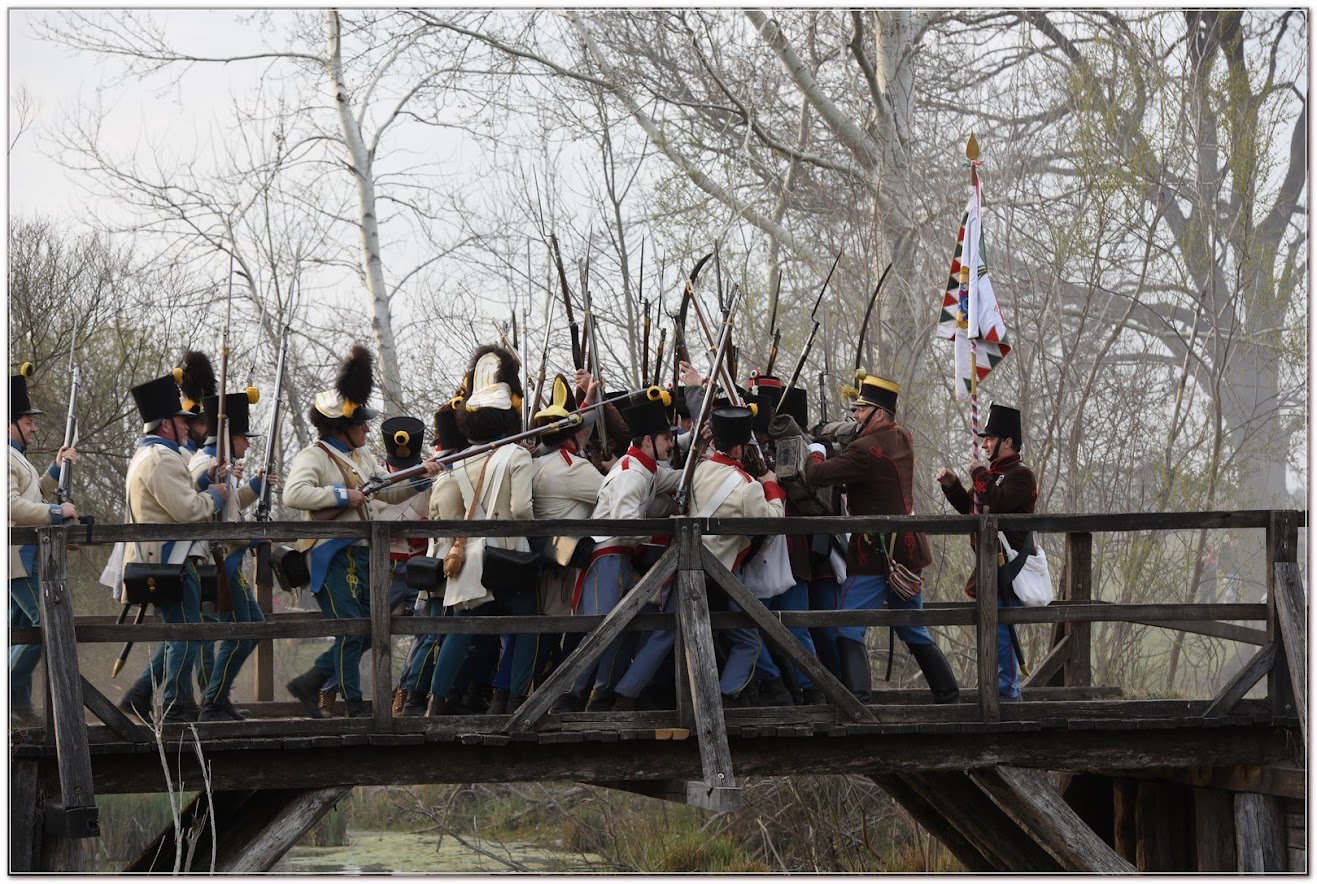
[761,480,786,503]
[807,453,825,465]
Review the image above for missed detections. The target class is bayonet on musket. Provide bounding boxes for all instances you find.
[674,284,740,514]
[772,251,841,420]
[253,324,289,594]
[764,269,783,376]
[549,234,582,370]
[845,261,895,401]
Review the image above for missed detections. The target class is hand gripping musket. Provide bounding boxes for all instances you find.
[674,285,739,515]
[253,324,289,593]
[772,251,841,420]
[549,233,583,370]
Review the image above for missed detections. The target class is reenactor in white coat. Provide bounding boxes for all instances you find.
[282,346,438,718]
[8,367,77,728]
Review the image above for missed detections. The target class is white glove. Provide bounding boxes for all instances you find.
[808,442,826,457]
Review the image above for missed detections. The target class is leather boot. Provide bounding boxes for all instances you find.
[286,668,329,719]
[344,698,370,719]
[838,638,872,703]
[610,693,637,713]
[801,688,826,706]
[585,688,616,712]
[118,680,154,721]
[391,688,407,716]
[401,691,428,717]
[755,676,795,707]
[425,693,461,717]
[909,642,960,704]
[319,690,340,717]
[486,688,510,715]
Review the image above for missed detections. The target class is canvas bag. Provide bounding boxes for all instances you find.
[998,531,1053,607]
[443,445,520,610]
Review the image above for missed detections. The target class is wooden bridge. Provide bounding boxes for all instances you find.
[9,509,1306,873]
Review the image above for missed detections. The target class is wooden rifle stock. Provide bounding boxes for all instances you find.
[549,234,583,369]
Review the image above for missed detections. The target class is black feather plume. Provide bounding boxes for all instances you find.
[337,344,374,407]
[179,350,217,402]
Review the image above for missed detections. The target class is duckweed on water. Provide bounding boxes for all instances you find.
[273,830,606,874]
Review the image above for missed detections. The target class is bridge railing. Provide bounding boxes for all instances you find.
[10,509,1305,819]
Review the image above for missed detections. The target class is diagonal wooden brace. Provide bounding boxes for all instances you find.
[505,546,679,733]
[699,545,877,723]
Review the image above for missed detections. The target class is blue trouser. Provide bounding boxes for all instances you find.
[131,560,204,710]
[999,594,1020,699]
[389,562,418,613]
[571,554,633,697]
[9,576,42,709]
[400,596,443,693]
[837,573,933,647]
[313,547,372,702]
[753,580,817,689]
[203,568,265,706]
[198,609,222,694]
[808,576,843,680]
[616,572,762,699]
[427,606,501,701]
[487,585,540,696]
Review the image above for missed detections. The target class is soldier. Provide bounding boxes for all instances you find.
[936,402,1037,701]
[373,415,432,714]
[611,405,786,711]
[395,405,468,716]
[522,374,605,712]
[423,345,535,716]
[8,366,78,728]
[282,346,439,718]
[189,389,275,721]
[120,373,230,722]
[553,392,680,712]
[803,375,959,704]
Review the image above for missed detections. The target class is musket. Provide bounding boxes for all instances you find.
[773,251,841,420]
[818,370,830,425]
[580,257,610,460]
[652,327,667,390]
[549,234,582,369]
[853,261,894,378]
[530,283,554,415]
[55,314,95,542]
[492,322,523,366]
[211,256,236,615]
[346,386,670,504]
[253,324,289,594]
[764,269,783,376]
[674,284,740,514]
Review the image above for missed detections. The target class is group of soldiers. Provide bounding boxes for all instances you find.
[8,336,1037,726]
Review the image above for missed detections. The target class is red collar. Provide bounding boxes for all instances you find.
[562,439,579,455]
[624,445,657,473]
[709,452,743,469]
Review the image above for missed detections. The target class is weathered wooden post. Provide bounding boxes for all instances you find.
[674,517,742,812]
[974,515,999,721]
[35,525,99,854]
[1266,510,1299,722]
[1063,532,1093,687]
[370,521,393,732]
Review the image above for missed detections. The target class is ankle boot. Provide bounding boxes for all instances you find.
[391,688,407,716]
[909,642,960,704]
[755,676,795,707]
[838,638,872,703]
[318,689,339,717]
[286,668,330,719]
[486,688,510,715]
[401,691,429,717]
[344,698,370,718]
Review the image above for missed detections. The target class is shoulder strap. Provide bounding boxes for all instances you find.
[697,469,746,519]
[464,456,492,520]
[316,441,369,520]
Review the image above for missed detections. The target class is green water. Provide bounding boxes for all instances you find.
[273,829,608,874]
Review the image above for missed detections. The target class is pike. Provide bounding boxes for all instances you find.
[549,233,583,370]
[772,251,841,420]
[253,324,289,594]
[674,283,740,514]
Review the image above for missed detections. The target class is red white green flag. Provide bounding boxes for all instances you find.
[937,185,1010,401]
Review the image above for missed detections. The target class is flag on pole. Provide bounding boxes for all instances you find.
[937,188,1010,401]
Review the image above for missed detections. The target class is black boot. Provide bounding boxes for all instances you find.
[118,680,154,720]
[585,688,616,712]
[755,676,795,707]
[486,688,510,715]
[838,638,872,703]
[800,688,826,706]
[909,642,960,704]
[344,698,370,719]
[400,691,428,717]
[286,668,330,719]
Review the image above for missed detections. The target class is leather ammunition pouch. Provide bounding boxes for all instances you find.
[404,555,444,592]
[122,563,186,607]
[271,544,310,593]
[481,546,540,594]
[197,563,219,605]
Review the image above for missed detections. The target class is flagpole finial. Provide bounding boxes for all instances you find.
[966,132,980,162]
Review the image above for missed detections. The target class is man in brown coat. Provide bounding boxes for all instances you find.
[937,402,1037,700]
[803,375,959,703]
